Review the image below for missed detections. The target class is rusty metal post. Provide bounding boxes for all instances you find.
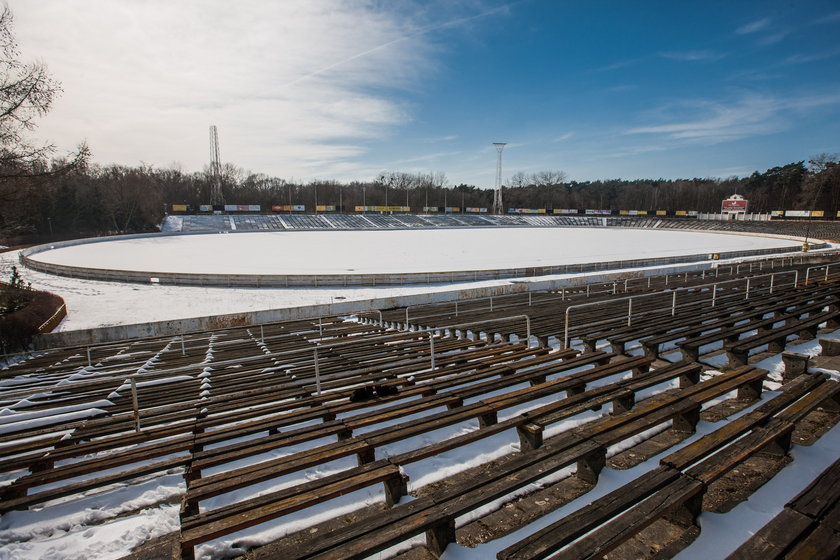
[130,377,140,432]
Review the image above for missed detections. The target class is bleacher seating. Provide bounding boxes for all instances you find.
[160,213,840,243]
[1,265,839,560]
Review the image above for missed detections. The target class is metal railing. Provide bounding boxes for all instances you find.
[562,270,799,349]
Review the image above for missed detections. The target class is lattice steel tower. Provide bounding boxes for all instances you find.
[209,125,224,205]
[492,142,507,215]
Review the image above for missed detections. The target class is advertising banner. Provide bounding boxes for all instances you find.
[721,197,748,212]
[687,211,698,216]
[771,210,785,217]
[354,205,408,212]
[676,210,687,216]
[466,207,488,213]
[656,210,667,216]
[511,208,546,214]
[199,205,213,212]
[585,209,611,215]
[272,205,306,212]
[316,205,336,212]
[553,209,578,215]
[444,207,461,213]
[785,210,811,218]
[422,206,439,213]
[171,204,188,212]
[811,210,825,217]
[224,205,237,212]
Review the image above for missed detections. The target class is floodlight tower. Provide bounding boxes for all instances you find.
[492,142,507,215]
[209,125,224,205]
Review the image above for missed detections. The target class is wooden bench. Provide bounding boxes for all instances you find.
[178,459,407,560]
[726,309,838,367]
[642,289,838,359]
[725,457,840,559]
[677,299,835,363]
[497,376,838,560]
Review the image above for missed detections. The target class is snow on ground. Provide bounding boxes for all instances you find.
[28,228,799,275]
[1,227,805,333]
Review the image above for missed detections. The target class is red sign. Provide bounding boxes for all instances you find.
[721,199,748,212]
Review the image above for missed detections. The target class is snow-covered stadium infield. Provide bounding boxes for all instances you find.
[3,226,809,333]
[25,227,801,281]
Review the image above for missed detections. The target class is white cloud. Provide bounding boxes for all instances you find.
[10,1,448,179]
[625,93,840,144]
[658,50,725,61]
[554,132,574,142]
[423,135,459,143]
[736,17,771,34]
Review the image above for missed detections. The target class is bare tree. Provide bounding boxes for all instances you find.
[0,7,87,179]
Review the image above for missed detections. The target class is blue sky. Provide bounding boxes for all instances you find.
[13,0,840,188]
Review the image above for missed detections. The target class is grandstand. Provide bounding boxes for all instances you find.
[161,213,840,242]
[1,256,839,560]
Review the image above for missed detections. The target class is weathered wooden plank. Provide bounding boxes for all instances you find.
[497,465,681,560]
[724,508,815,560]
[186,440,370,502]
[550,475,704,560]
[787,457,840,519]
[180,462,400,546]
[686,419,795,485]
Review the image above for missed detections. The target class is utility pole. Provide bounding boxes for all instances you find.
[493,142,507,215]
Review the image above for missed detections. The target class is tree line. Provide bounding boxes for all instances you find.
[1,157,838,241]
